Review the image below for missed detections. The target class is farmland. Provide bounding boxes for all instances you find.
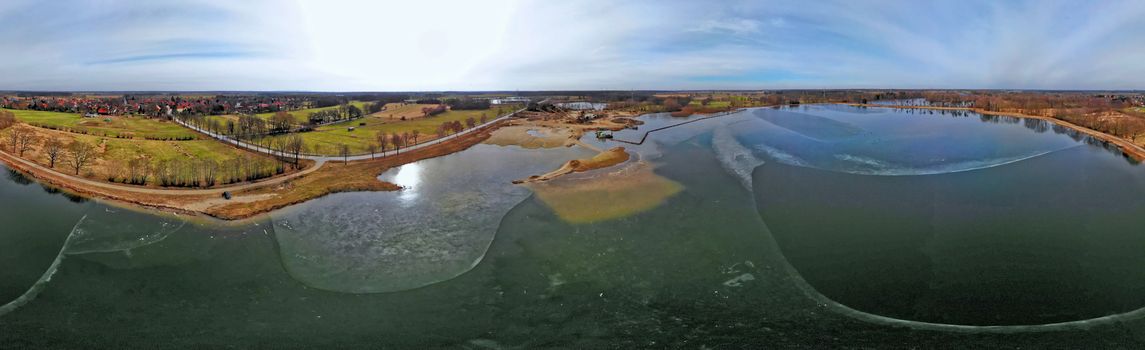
[254,101,372,124]
[4,108,199,140]
[265,105,514,155]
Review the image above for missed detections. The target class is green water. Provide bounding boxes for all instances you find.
[4,105,1145,348]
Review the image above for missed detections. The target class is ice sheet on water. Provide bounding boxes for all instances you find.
[270,145,590,293]
[829,146,1081,176]
[712,125,765,190]
[65,208,186,255]
[753,108,866,141]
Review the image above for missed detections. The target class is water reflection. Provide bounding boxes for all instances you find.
[6,168,32,185]
[389,162,422,204]
[270,145,593,293]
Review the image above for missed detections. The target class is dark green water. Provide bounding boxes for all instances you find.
[4,105,1145,348]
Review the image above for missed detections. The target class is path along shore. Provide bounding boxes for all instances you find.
[0,116,510,220]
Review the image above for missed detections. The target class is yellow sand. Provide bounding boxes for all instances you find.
[484,125,575,149]
[527,162,683,224]
[514,147,629,183]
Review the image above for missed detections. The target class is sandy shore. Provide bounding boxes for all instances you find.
[484,125,577,149]
[514,147,630,184]
[525,161,683,224]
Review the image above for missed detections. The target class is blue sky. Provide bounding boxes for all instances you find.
[1,0,1143,91]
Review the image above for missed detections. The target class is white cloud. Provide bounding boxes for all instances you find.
[1,0,1144,90]
[694,18,763,36]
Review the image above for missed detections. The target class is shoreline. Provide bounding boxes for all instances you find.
[0,120,505,221]
[845,103,1145,162]
[11,102,1138,222]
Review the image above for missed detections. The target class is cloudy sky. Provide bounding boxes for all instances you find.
[1,0,1143,91]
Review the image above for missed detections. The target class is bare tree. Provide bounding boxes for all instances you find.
[410,130,420,145]
[67,141,95,176]
[0,110,15,130]
[391,132,403,154]
[6,127,23,152]
[200,159,218,187]
[338,143,351,164]
[44,138,63,168]
[283,134,305,168]
[14,130,35,157]
[127,158,149,185]
[367,142,378,159]
[375,132,389,156]
[269,111,295,133]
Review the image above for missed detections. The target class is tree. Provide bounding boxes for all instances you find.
[338,144,351,164]
[465,117,476,129]
[375,131,390,156]
[391,132,403,153]
[13,129,35,156]
[410,130,420,145]
[44,138,63,168]
[0,110,15,129]
[200,159,219,187]
[127,158,149,185]
[6,126,23,152]
[283,134,305,168]
[269,111,294,133]
[366,142,378,159]
[67,141,95,175]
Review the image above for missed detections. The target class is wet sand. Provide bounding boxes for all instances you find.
[526,161,683,224]
[514,147,630,183]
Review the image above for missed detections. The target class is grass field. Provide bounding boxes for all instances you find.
[1,124,279,183]
[254,101,371,124]
[4,108,198,140]
[688,100,732,108]
[266,106,513,155]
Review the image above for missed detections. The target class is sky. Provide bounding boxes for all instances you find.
[1,0,1144,91]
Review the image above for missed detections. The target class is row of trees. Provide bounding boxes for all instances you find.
[365,102,386,114]
[122,156,284,187]
[5,123,296,186]
[880,91,1145,140]
[308,104,364,125]
[421,105,447,117]
[444,98,490,110]
[330,114,493,162]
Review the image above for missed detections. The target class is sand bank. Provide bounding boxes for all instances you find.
[514,147,630,184]
[525,161,683,224]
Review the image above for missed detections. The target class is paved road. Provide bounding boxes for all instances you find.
[175,107,525,162]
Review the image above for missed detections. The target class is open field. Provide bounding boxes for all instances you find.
[369,103,443,120]
[688,100,732,108]
[255,101,371,124]
[266,106,514,155]
[4,108,199,140]
[1,124,286,184]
